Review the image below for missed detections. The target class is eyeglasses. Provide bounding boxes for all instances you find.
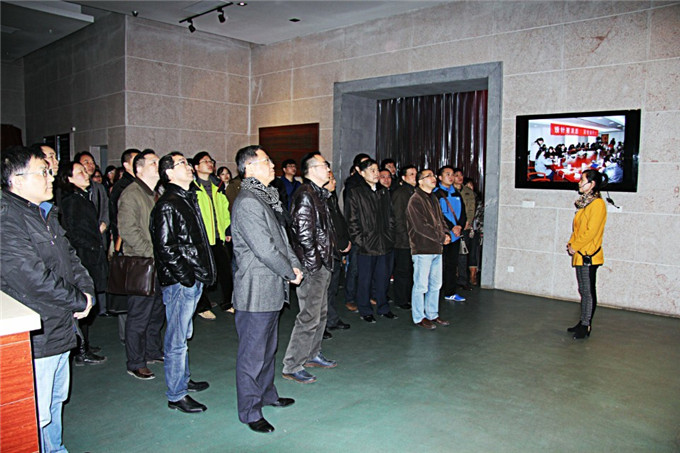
[418,174,435,181]
[16,168,53,178]
[308,161,331,170]
[173,159,189,168]
[247,157,272,166]
[198,158,215,165]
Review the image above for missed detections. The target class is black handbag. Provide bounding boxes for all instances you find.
[107,253,155,296]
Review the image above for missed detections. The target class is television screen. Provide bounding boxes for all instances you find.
[515,109,640,192]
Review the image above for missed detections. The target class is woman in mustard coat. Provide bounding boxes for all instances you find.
[566,169,607,339]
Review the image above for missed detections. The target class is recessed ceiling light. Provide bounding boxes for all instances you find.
[289,18,300,22]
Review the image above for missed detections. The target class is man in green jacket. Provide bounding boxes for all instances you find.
[192,151,233,318]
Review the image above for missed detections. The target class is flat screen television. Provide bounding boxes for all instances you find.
[515,109,640,192]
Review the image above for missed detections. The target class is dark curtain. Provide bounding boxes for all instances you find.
[376,90,487,199]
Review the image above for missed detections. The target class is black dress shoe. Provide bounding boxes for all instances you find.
[567,321,582,332]
[572,324,591,340]
[328,320,350,330]
[380,311,398,319]
[248,418,274,433]
[361,315,376,323]
[323,329,333,339]
[168,395,207,413]
[269,397,295,407]
[397,303,412,310]
[187,380,209,392]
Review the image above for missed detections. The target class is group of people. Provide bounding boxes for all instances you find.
[0,139,606,450]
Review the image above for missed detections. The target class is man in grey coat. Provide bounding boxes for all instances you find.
[231,145,303,434]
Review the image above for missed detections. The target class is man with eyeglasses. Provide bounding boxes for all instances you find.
[191,151,233,319]
[406,169,451,330]
[282,152,338,384]
[150,152,215,414]
[1,146,94,452]
[231,145,302,433]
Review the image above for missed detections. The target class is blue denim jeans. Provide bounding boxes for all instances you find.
[34,351,70,453]
[411,254,443,323]
[162,282,203,402]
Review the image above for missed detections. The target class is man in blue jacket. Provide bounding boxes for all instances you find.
[433,166,467,302]
[1,146,94,452]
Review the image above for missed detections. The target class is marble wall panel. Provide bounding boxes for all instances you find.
[636,213,680,265]
[91,58,125,96]
[410,1,495,47]
[107,126,126,160]
[645,58,680,112]
[343,13,413,59]
[252,71,292,105]
[293,62,342,99]
[564,1,650,22]
[107,92,126,127]
[125,126,180,154]
[600,209,640,262]
[342,51,409,82]
[500,119,516,163]
[225,133,251,161]
[178,130,226,155]
[128,58,181,97]
[179,66,227,102]
[409,36,494,73]
[127,20,182,65]
[180,34,229,73]
[227,104,249,134]
[319,129,333,157]
[291,96,333,129]
[71,71,91,104]
[563,12,649,69]
[180,99,227,133]
[496,205,559,252]
[228,75,249,105]
[127,93,180,128]
[493,26,563,76]
[225,43,251,77]
[649,4,680,59]
[635,162,680,214]
[503,71,566,119]
[291,28,345,68]
[494,248,555,297]
[640,111,680,163]
[251,42,293,76]
[250,102,292,129]
[629,262,680,315]
[564,64,645,111]
[493,1,566,34]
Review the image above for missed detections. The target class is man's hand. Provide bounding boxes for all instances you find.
[225,236,232,243]
[341,241,352,253]
[99,222,107,234]
[452,225,462,237]
[74,293,93,319]
[290,267,303,285]
[443,235,451,245]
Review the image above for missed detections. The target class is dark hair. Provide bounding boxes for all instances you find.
[235,145,262,177]
[217,166,232,178]
[581,169,607,194]
[105,165,117,175]
[437,165,454,177]
[192,151,212,169]
[300,151,321,176]
[158,152,184,185]
[380,158,396,168]
[133,149,157,177]
[353,153,371,169]
[452,167,463,175]
[463,177,475,188]
[357,158,377,172]
[58,161,84,192]
[1,146,45,190]
[282,159,296,169]
[399,164,417,178]
[74,151,95,165]
[121,148,140,167]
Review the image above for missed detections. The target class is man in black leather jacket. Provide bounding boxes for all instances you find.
[150,152,215,414]
[1,146,94,452]
[282,152,338,384]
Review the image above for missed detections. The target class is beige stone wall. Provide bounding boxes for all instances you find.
[23,13,126,158]
[125,17,251,168]
[249,1,680,316]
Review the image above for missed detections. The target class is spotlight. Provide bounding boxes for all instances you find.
[131,10,138,17]
[188,20,196,33]
[217,8,226,23]
[237,2,247,6]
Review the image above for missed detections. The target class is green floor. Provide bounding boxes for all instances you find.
[64,289,680,452]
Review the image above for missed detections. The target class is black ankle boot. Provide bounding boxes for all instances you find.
[567,321,582,333]
[572,324,591,339]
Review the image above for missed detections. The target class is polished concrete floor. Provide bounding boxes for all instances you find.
[64,288,680,452]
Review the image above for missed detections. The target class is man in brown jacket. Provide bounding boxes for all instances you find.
[406,169,451,330]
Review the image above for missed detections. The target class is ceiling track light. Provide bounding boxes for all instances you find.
[179,2,236,33]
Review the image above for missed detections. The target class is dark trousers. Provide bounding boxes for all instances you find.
[235,310,280,424]
[125,280,165,371]
[356,253,391,316]
[442,240,461,297]
[196,241,233,313]
[576,265,599,326]
[344,247,359,303]
[393,248,413,307]
[326,258,343,328]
